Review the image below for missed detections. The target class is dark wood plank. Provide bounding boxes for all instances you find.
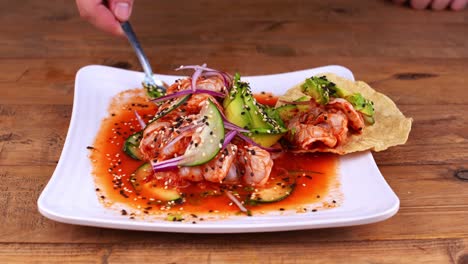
[1,58,467,105]
[0,238,467,263]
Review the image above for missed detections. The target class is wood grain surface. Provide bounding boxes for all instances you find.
[1,0,468,263]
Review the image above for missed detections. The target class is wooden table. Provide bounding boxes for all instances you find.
[1,0,468,263]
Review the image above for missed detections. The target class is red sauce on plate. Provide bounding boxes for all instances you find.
[254,92,278,106]
[90,90,340,220]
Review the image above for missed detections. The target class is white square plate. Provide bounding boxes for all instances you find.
[38,65,399,233]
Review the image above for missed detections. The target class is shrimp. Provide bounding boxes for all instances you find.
[202,144,238,183]
[314,111,349,145]
[327,98,364,132]
[139,121,172,160]
[183,94,223,115]
[197,76,226,92]
[167,76,226,94]
[286,97,365,150]
[179,166,204,182]
[237,145,273,186]
[163,76,226,115]
[178,144,238,183]
[139,115,201,161]
[223,163,240,184]
[289,122,338,149]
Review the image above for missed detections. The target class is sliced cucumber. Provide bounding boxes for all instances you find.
[182,100,225,166]
[129,163,152,192]
[130,163,181,201]
[123,131,143,160]
[249,178,295,203]
[149,94,191,124]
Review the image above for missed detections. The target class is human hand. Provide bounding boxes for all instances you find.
[76,0,135,36]
[392,0,467,10]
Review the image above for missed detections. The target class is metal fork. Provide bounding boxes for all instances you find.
[121,21,166,97]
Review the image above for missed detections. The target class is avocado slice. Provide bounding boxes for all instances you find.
[302,76,375,125]
[224,73,252,129]
[301,76,349,105]
[225,89,252,129]
[275,95,314,123]
[248,132,285,147]
[345,93,374,116]
[301,76,331,105]
[223,73,287,147]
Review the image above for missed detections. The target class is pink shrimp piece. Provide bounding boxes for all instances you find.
[202,144,238,183]
[288,122,338,149]
[178,166,204,182]
[314,111,349,145]
[176,144,238,183]
[139,121,172,160]
[237,145,273,186]
[327,98,364,132]
[167,76,226,94]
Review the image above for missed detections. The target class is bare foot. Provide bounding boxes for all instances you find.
[392,0,467,10]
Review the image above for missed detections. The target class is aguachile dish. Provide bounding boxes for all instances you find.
[89,65,411,222]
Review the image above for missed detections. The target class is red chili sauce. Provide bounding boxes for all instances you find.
[90,90,339,220]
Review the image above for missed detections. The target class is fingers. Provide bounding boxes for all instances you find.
[406,0,468,10]
[450,0,468,10]
[410,0,433,9]
[431,0,452,10]
[108,0,134,22]
[76,0,134,36]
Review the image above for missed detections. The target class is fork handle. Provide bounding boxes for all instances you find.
[121,21,153,78]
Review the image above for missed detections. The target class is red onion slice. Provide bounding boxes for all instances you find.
[176,64,233,92]
[226,191,249,213]
[222,130,238,149]
[224,121,249,133]
[151,156,184,172]
[176,64,218,72]
[151,89,192,103]
[162,130,190,154]
[134,110,146,129]
[202,70,233,89]
[191,63,206,91]
[178,122,203,133]
[151,89,225,103]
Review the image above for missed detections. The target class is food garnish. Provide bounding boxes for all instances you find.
[91,65,411,221]
[278,73,412,154]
